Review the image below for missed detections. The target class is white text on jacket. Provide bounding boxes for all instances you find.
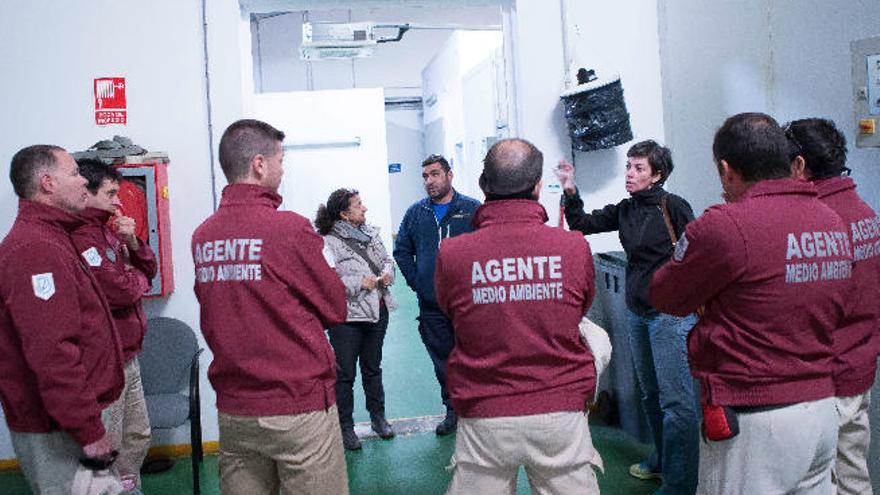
[194,238,263,283]
[784,231,852,284]
[471,256,564,304]
[851,216,880,262]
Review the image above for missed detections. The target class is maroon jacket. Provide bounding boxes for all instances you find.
[192,184,347,416]
[435,200,596,418]
[72,208,157,362]
[650,179,853,407]
[814,176,880,396]
[0,201,124,446]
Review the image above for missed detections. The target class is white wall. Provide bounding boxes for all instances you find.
[570,0,667,251]
[506,0,567,225]
[422,30,503,199]
[254,10,450,93]
[253,89,393,248]
[659,0,880,216]
[509,0,666,252]
[386,107,426,229]
[0,0,220,458]
[658,0,773,215]
[252,4,502,228]
[767,0,880,211]
[252,5,502,94]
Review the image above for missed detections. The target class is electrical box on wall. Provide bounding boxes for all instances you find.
[851,36,880,148]
[115,156,174,297]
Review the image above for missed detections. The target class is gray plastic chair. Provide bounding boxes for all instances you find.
[138,316,204,494]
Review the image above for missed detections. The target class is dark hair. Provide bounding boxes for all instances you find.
[218,119,286,182]
[712,112,790,182]
[480,138,543,197]
[77,158,122,193]
[627,140,674,185]
[784,118,849,179]
[315,188,359,235]
[9,144,65,198]
[421,154,450,173]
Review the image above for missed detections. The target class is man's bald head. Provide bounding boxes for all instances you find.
[480,138,543,198]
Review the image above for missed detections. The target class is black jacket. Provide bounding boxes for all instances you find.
[563,186,694,315]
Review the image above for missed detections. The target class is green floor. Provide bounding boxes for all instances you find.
[0,424,657,494]
[0,285,660,494]
[350,283,445,423]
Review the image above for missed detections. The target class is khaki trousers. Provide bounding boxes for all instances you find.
[832,391,872,495]
[10,407,116,495]
[697,397,837,495]
[218,406,348,495]
[446,411,602,495]
[105,358,151,489]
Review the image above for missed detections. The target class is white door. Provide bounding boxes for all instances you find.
[462,51,503,199]
[252,88,392,248]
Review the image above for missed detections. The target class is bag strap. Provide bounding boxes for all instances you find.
[659,195,702,317]
[332,235,383,277]
[659,194,678,247]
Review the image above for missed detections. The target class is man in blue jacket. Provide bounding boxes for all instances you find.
[394,154,480,435]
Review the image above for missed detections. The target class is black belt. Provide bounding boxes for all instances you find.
[730,403,794,414]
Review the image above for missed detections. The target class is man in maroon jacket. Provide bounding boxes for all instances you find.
[72,158,157,493]
[192,119,349,495]
[0,145,124,493]
[435,138,601,494]
[650,113,853,494]
[786,117,880,495]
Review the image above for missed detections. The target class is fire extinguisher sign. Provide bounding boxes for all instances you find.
[94,77,127,125]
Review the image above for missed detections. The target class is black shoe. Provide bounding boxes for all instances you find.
[341,426,362,450]
[141,457,175,475]
[435,410,457,436]
[370,416,395,439]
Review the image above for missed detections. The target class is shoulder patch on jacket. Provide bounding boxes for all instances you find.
[31,273,56,301]
[81,247,102,267]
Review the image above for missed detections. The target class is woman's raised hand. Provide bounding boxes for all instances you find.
[555,159,577,195]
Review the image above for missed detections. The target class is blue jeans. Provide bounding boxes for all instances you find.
[627,309,699,495]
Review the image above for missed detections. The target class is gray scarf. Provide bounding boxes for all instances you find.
[334,221,372,244]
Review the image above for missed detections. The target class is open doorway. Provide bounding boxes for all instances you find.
[248,4,509,234]
[242,2,512,425]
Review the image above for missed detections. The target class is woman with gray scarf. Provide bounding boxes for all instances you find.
[316,188,398,451]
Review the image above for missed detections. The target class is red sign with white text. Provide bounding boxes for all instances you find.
[94,77,127,125]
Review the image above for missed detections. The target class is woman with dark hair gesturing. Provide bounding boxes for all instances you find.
[555,140,699,495]
[315,188,398,451]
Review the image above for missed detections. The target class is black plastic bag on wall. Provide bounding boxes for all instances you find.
[561,76,633,152]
